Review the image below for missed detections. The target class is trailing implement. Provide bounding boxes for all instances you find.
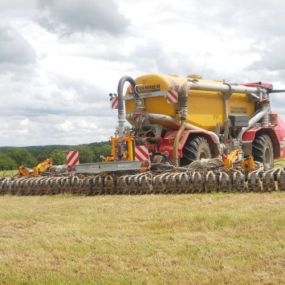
[18,159,53,177]
[0,165,285,195]
[2,73,285,195]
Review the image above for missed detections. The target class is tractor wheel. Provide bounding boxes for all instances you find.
[252,134,274,170]
[181,136,212,166]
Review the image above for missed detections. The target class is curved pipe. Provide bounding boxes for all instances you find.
[117,76,140,137]
[147,113,220,145]
[184,122,220,146]
[238,105,270,141]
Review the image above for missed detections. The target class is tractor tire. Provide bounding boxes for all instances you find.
[181,136,212,166]
[252,134,274,170]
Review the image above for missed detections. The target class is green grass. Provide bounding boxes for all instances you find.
[0,170,18,177]
[275,158,285,167]
[0,193,284,285]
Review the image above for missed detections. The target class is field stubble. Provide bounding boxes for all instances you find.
[0,193,284,285]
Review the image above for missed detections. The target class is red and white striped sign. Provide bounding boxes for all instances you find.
[167,89,178,104]
[66,150,80,166]
[110,97,118,109]
[135,145,150,161]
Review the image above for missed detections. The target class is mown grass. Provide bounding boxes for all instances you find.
[275,158,285,167]
[0,170,18,177]
[0,193,284,285]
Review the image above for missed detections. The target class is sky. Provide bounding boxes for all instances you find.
[0,0,285,146]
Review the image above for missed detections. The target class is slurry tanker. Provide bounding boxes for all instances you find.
[1,73,285,194]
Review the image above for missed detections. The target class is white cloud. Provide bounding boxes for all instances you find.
[20,118,30,127]
[37,0,129,35]
[0,25,36,68]
[0,0,284,146]
[56,120,74,133]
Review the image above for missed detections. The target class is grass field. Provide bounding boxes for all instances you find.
[0,194,284,285]
[0,170,18,177]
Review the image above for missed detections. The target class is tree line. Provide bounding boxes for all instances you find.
[0,142,111,170]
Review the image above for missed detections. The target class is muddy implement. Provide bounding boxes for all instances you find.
[1,167,284,195]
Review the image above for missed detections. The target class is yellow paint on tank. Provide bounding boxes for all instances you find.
[125,74,255,131]
[125,74,179,128]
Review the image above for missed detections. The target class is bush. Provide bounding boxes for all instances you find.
[74,146,93,163]
[6,148,37,168]
[50,149,66,165]
[0,153,17,170]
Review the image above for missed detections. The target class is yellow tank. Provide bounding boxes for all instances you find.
[125,74,255,131]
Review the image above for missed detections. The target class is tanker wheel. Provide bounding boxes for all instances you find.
[252,134,274,170]
[181,136,212,166]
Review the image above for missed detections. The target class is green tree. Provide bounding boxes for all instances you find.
[6,148,37,168]
[99,144,112,158]
[50,149,66,165]
[90,142,112,161]
[0,153,17,170]
[36,150,50,163]
[74,146,93,163]
[90,146,101,161]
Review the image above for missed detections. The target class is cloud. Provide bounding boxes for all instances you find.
[0,0,36,10]
[0,71,113,118]
[0,0,37,16]
[0,66,118,146]
[0,115,114,146]
[0,26,36,68]
[0,0,285,146]
[37,0,129,35]
[248,37,285,75]
[175,0,285,38]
